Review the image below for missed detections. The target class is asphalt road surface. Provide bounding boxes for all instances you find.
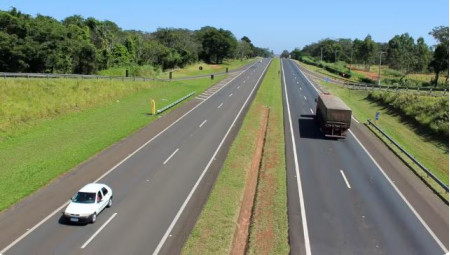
[282,58,448,255]
[1,59,271,255]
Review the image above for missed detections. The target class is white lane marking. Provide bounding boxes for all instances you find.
[0,201,70,254]
[0,60,261,255]
[291,61,320,94]
[299,87,302,91]
[163,148,179,165]
[217,103,223,109]
[352,116,360,124]
[310,108,314,114]
[153,59,272,255]
[304,96,307,100]
[349,130,448,253]
[229,93,233,97]
[281,60,312,255]
[237,86,240,89]
[199,120,207,128]
[340,170,351,189]
[297,81,299,84]
[81,213,117,249]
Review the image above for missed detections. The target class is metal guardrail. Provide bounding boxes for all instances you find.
[366,119,448,192]
[156,92,195,114]
[344,81,447,94]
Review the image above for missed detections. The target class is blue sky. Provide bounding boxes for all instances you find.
[0,0,448,53]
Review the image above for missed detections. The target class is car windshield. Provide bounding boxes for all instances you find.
[72,192,96,204]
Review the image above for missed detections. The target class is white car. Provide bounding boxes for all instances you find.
[63,183,113,224]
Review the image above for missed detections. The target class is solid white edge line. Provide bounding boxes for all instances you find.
[199,119,207,128]
[292,58,447,252]
[282,59,312,255]
[349,130,448,253]
[352,116,360,124]
[0,201,70,254]
[217,103,223,109]
[152,59,272,255]
[81,213,117,249]
[0,60,260,255]
[340,170,352,189]
[163,148,179,165]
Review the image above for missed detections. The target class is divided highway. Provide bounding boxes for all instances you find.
[282,58,448,255]
[1,59,271,255]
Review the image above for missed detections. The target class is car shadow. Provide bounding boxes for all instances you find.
[298,114,327,140]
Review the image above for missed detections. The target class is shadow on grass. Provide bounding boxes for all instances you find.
[366,97,449,152]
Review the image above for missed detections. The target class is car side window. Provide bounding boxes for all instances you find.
[102,187,108,196]
[97,191,103,202]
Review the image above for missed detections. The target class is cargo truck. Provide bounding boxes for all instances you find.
[315,93,352,138]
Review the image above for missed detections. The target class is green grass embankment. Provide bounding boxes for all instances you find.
[183,58,288,254]
[0,76,225,211]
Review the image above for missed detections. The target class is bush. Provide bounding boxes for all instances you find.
[368,91,449,137]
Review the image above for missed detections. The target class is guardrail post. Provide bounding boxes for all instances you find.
[226,67,229,73]
[443,89,447,95]
[211,74,214,80]
[169,72,172,79]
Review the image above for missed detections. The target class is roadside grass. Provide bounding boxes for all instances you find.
[98,64,161,78]
[0,76,225,211]
[317,81,449,194]
[183,58,289,254]
[160,58,256,79]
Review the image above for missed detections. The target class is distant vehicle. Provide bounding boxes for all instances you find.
[315,93,352,138]
[62,183,113,224]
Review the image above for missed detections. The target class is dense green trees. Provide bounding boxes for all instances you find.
[0,8,271,74]
[294,27,448,86]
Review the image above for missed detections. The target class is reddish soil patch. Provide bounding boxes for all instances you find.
[351,68,379,80]
[230,107,270,255]
[251,113,280,254]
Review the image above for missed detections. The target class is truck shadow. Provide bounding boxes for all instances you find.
[298,114,326,140]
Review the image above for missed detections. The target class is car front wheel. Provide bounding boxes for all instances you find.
[91,213,97,224]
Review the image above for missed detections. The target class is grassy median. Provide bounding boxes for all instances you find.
[0,75,225,211]
[183,58,289,254]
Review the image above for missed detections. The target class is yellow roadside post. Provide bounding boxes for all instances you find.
[151,99,156,115]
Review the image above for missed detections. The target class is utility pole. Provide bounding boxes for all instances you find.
[320,48,323,62]
[378,52,385,85]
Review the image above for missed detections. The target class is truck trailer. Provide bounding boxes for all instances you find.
[315,93,352,138]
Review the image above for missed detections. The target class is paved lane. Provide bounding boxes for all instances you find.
[282,58,447,255]
[2,59,271,255]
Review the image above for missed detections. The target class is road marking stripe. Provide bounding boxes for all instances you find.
[349,130,448,253]
[237,86,240,89]
[229,93,233,97]
[217,103,223,109]
[352,116,360,124]
[282,60,312,255]
[199,120,207,128]
[153,59,271,255]
[340,170,351,189]
[304,96,307,100]
[0,60,259,255]
[310,108,314,114]
[81,213,117,249]
[163,148,179,165]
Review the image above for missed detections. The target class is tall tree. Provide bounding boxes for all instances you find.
[429,26,449,86]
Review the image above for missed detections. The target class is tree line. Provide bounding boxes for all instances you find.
[284,26,448,86]
[0,8,272,74]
